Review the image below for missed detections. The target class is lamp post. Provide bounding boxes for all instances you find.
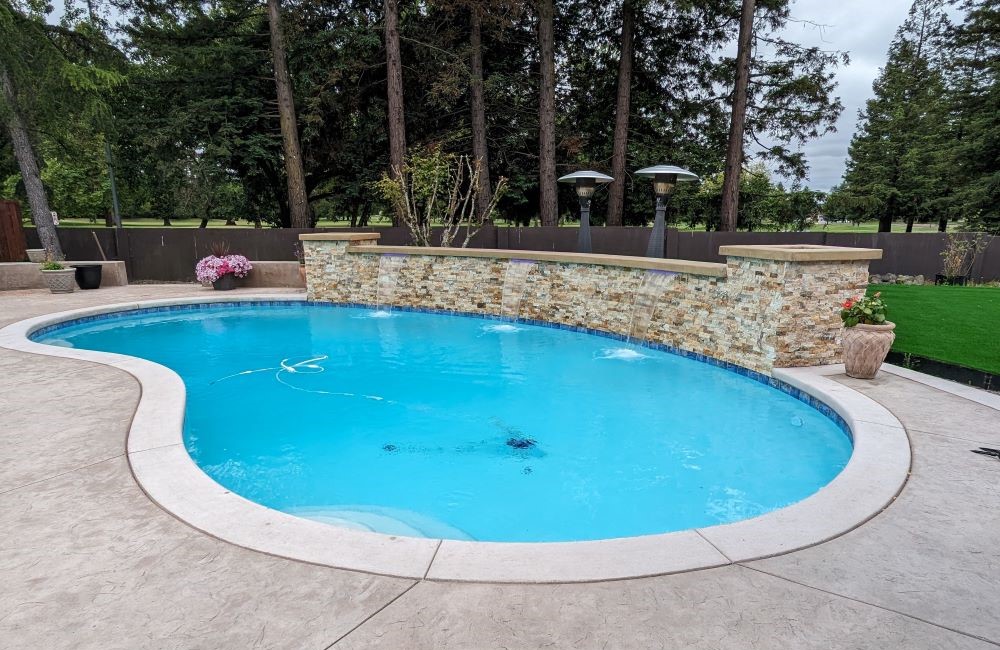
[635,165,698,258]
[557,171,614,253]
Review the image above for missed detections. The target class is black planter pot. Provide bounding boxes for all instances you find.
[213,274,237,291]
[934,274,968,286]
[73,264,103,290]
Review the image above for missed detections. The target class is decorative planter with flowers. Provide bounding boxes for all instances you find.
[840,292,895,379]
[39,261,77,293]
[196,252,253,291]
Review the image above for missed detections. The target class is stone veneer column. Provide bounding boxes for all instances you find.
[299,232,381,301]
[718,245,881,370]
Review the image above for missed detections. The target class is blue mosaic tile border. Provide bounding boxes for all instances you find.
[30,299,851,440]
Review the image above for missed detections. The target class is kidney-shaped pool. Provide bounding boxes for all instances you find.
[35,302,852,543]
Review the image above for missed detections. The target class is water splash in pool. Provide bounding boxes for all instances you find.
[483,323,521,333]
[597,347,649,361]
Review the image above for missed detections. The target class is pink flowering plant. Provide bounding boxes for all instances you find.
[196,254,253,283]
[839,292,887,327]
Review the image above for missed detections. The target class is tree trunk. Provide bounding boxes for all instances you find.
[267,0,312,229]
[469,6,494,223]
[905,216,914,232]
[384,0,406,226]
[607,0,634,227]
[162,216,172,226]
[719,0,756,232]
[1,64,63,260]
[199,218,209,228]
[937,217,947,232]
[537,0,558,226]
[879,195,894,232]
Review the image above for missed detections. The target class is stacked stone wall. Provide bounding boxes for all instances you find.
[303,238,870,374]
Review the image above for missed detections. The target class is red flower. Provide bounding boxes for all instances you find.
[842,298,854,309]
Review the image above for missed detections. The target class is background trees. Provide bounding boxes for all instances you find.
[1,0,995,232]
[832,0,999,233]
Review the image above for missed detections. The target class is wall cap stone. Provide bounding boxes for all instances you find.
[718,244,882,262]
[345,245,729,277]
[299,232,382,241]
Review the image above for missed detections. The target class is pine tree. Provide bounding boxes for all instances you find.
[835,0,951,232]
[943,0,1000,231]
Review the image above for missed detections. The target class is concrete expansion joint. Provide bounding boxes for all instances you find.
[0,452,126,498]
[738,565,1000,648]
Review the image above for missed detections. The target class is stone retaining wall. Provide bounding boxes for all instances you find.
[0,261,128,290]
[301,235,879,374]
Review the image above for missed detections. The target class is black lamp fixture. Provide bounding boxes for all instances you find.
[557,170,614,254]
[635,165,698,258]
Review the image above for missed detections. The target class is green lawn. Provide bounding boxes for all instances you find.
[868,283,1000,374]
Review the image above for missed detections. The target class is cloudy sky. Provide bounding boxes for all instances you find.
[772,0,915,190]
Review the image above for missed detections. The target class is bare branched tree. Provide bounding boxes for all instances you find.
[375,147,508,248]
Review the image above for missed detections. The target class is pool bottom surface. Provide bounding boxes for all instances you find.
[38,303,853,543]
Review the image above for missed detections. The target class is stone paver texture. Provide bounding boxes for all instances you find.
[1,285,997,649]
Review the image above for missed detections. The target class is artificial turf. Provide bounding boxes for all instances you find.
[867,283,1000,375]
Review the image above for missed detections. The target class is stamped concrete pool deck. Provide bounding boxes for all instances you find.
[1,285,997,649]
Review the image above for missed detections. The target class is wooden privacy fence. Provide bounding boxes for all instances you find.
[20,226,1000,282]
[0,201,28,263]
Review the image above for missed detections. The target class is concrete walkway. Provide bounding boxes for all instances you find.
[1,286,997,649]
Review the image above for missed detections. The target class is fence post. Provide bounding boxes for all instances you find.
[665,227,680,259]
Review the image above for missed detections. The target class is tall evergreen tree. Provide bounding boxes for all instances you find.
[384,0,406,225]
[267,0,312,227]
[719,0,846,231]
[0,1,120,257]
[833,0,951,232]
[943,0,1000,231]
[536,0,557,226]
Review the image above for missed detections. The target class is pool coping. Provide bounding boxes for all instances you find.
[0,295,912,584]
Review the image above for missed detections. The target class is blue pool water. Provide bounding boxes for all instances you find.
[37,303,852,542]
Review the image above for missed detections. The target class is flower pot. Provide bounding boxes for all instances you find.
[842,322,896,379]
[73,264,103,290]
[935,274,968,286]
[40,268,77,294]
[26,249,46,263]
[212,274,237,291]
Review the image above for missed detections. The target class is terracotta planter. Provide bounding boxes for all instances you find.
[842,322,896,379]
[40,268,77,294]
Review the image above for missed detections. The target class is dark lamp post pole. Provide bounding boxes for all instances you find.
[635,165,698,258]
[557,171,614,254]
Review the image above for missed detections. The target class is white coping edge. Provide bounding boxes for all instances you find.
[880,363,1000,411]
[0,296,912,584]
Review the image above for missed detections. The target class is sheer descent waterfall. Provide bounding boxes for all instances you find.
[375,254,406,311]
[500,260,536,319]
[628,270,677,342]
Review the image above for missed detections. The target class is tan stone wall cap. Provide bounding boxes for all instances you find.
[299,232,382,241]
[718,244,882,261]
[344,245,728,277]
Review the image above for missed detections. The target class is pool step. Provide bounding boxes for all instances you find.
[287,505,474,540]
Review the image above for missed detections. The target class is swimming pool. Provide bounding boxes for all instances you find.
[36,302,852,543]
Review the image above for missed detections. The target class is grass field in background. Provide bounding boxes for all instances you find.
[868,284,1000,374]
[29,217,959,232]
